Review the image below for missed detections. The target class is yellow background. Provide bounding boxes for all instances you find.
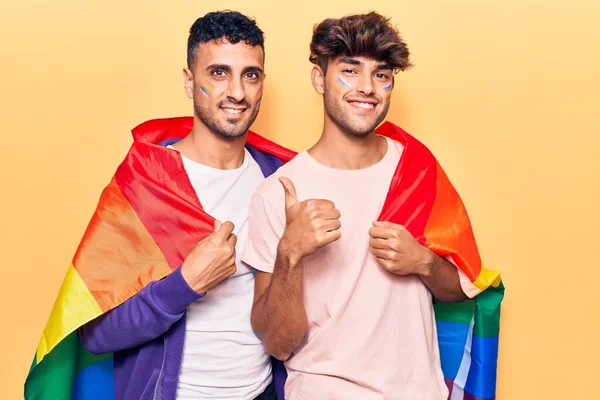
[1,0,598,398]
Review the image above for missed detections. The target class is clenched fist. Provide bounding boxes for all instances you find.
[182,220,238,293]
[278,177,341,261]
[368,221,434,276]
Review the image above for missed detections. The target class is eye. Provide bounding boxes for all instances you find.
[375,73,389,80]
[245,71,260,80]
[212,69,226,78]
[343,69,357,74]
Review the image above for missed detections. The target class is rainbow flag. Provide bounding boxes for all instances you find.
[24,117,295,399]
[25,118,502,400]
[376,122,504,400]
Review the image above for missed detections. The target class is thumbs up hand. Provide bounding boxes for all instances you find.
[280,176,299,210]
[278,177,342,262]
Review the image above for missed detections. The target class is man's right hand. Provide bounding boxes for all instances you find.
[278,177,341,262]
[181,220,237,294]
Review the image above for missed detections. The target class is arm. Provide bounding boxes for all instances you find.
[78,266,202,354]
[416,251,468,302]
[243,177,341,360]
[250,251,308,361]
[80,220,238,354]
[369,221,467,303]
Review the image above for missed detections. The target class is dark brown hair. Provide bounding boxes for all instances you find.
[187,11,264,69]
[309,12,412,74]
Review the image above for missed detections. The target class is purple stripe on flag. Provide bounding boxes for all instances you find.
[445,378,454,396]
[464,393,495,400]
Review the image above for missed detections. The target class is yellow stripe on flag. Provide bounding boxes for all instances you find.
[472,265,502,292]
[36,264,102,364]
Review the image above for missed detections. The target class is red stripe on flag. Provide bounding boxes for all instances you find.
[376,122,437,242]
[114,141,214,270]
[130,116,296,164]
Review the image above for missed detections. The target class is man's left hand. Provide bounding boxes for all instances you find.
[368,221,434,276]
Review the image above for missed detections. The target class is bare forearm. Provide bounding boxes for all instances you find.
[419,251,467,303]
[252,250,308,360]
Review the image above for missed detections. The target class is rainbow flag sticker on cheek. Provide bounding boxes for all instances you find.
[337,76,351,90]
[199,83,212,98]
[256,84,263,105]
[383,83,393,97]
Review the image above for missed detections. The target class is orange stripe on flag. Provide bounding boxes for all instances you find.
[424,162,482,282]
[73,178,171,312]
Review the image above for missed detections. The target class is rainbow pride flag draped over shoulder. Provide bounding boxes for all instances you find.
[24,117,295,399]
[25,118,503,400]
[375,122,504,400]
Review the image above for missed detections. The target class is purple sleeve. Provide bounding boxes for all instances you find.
[78,266,204,354]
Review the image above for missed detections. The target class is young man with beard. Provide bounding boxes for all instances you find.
[243,12,485,399]
[76,11,278,400]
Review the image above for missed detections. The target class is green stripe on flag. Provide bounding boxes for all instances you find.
[474,282,505,338]
[434,299,475,324]
[25,331,111,399]
[433,281,504,338]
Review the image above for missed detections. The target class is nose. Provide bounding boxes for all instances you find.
[356,74,374,96]
[226,76,245,103]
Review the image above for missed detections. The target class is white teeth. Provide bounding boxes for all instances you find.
[350,102,375,109]
[223,108,243,114]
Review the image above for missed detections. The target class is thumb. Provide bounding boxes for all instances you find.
[213,219,222,233]
[279,177,298,208]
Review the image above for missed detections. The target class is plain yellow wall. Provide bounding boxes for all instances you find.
[1,0,599,398]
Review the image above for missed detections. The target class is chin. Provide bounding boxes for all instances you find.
[218,130,247,140]
[348,129,373,138]
[217,124,250,139]
[344,120,380,137]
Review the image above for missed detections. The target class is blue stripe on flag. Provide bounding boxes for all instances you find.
[73,358,115,399]
[436,320,471,380]
[464,334,499,399]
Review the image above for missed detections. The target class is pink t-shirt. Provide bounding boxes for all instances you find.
[242,137,449,400]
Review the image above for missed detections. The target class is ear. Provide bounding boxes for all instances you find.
[183,68,194,99]
[311,65,325,95]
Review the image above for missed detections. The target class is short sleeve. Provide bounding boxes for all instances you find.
[446,255,483,299]
[241,194,286,274]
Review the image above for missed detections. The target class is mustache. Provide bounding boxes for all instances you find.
[217,100,251,108]
[343,93,377,101]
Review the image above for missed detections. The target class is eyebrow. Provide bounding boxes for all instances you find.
[206,64,264,75]
[242,66,264,75]
[338,57,362,66]
[206,64,231,73]
[338,57,393,71]
[375,63,393,71]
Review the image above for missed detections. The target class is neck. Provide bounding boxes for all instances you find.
[173,116,247,169]
[308,113,387,170]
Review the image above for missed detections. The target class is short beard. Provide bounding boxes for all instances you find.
[193,96,259,140]
[323,88,389,137]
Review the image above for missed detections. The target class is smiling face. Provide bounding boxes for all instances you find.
[184,39,265,140]
[315,57,394,136]
[313,56,394,137]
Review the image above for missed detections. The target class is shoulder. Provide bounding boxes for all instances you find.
[252,153,309,208]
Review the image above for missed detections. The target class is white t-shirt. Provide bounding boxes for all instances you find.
[171,147,272,400]
[243,137,460,400]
